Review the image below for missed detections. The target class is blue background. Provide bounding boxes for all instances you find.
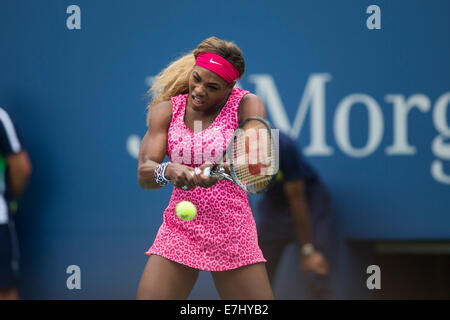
[0,0,449,299]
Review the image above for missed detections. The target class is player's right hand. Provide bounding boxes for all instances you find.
[164,163,197,190]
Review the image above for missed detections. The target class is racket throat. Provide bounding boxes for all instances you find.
[208,164,233,181]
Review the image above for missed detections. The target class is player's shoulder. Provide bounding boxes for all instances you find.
[240,92,263,105]
[150,100,173,115]
[238,92,266,121]
[147,100,173,128]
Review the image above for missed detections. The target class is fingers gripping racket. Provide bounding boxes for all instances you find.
[203,116,279,194]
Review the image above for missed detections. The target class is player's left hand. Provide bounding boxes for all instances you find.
[194,162,220,188]
[300,251,329,276]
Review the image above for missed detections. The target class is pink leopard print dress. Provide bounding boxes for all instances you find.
[145,87,266,271]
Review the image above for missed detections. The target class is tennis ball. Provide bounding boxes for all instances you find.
[175,201,197,221]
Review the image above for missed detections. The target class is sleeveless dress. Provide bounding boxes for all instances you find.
[145,87,267,271]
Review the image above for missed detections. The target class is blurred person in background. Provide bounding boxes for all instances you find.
[256,130,335,300]
[0,107,32,300]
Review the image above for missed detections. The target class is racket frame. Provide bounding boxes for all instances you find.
[207,116,278,194]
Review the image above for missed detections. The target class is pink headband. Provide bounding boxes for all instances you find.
[195,52,240,83]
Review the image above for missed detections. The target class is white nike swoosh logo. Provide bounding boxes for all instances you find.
[210,58,222,65]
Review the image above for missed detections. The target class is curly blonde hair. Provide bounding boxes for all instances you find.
[146,36,245,126]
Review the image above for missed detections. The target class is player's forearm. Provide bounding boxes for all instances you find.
[137,161,163,190]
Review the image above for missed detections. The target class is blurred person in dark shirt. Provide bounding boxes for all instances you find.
[0,107,32,300]
[257,130,335,299]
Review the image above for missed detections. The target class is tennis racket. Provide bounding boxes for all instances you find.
[203,116,279,194]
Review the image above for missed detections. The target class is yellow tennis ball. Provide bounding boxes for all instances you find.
[175,201,197,221]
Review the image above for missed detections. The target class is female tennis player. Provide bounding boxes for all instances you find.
[136,36,274,300]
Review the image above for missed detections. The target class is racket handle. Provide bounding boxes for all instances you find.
[203,167,211,177]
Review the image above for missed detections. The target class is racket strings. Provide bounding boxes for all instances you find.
[230,121,279,192]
